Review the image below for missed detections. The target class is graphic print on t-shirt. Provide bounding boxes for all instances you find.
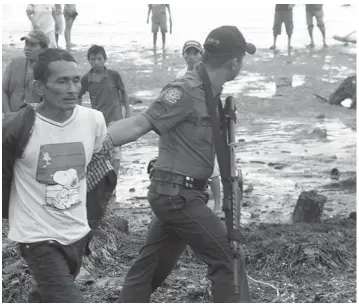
[36,142,86,210]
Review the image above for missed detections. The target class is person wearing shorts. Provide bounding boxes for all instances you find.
[54,4,64,48]
[147,4,172,50]
[270,4,294,50]
[306,4,327,48]
[63,4,78,50]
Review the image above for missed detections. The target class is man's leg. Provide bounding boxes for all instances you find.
[64,17,71,49]
[152,22,159,50]
[20,240,84,302]
[160,18,167,50]
[316,11,327,47]
[154,189,248,302]
[270,11,282,49]
[119,217,186,302]
[306,11,315,47]
[284,10,293,49]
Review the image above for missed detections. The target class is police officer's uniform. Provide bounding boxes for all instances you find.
[118,64,240,303]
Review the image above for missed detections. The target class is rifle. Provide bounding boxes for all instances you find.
[222,96,251,302]
[199,64,251,302]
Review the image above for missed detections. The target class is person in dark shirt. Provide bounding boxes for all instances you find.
[270,4,294,50]
[78,45,130,184]
[306,4,327,48]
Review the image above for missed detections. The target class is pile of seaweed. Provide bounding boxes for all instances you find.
[2,212,356,303]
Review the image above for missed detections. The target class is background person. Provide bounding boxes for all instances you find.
[26,4,57,48]
[2,30,48,115]
[64,4,78,50]
[270,4,294,50]
[306,4,327,48]
[147,4,172,50]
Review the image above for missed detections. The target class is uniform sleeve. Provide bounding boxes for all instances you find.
[93,111,108,153]
[142,86,193,135]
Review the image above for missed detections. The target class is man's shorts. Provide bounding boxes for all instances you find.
[64,10,78,21]
[151,14,167,33]
[273,10,293,36]
[306,10,325,27]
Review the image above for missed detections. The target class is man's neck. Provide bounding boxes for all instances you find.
[202,63,226,96]
[92,67,106,74]
[36,103,75,123]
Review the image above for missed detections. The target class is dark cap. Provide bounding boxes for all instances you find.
[20,30,50,46]
[204,26,256,57]
[183,40,203,53]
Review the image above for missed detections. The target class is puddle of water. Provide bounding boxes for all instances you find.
[223,73,276,98]
[292,75,306,87]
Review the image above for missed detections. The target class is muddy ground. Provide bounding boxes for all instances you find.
[2,43,357,303]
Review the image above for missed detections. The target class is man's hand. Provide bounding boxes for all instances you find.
[169,18,172,34]
[147,17,149,24]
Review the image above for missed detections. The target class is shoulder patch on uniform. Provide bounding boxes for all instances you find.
[161,88,184,105]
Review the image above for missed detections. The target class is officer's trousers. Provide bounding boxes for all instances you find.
[118,182,243,303]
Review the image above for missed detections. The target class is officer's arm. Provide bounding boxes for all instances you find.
[108,114,152,147]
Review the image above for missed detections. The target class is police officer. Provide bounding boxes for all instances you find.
[108,26,256,303]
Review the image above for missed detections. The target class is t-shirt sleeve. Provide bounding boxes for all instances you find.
[114,71,125,93]
[142,86,193,135]
[93,111,108,153]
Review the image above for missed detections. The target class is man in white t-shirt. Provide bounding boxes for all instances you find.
[177,40,222,216]
[5,48,107,302]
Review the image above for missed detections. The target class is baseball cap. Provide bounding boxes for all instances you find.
[20,30,50,46]
[183,40,203,53]
[203,26,256,57]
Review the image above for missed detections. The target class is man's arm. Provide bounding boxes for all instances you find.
[108,114,152,146]
[115,71,130,118]
[147,4,152,23]
[26,5,38,29]
[2,62,12,114]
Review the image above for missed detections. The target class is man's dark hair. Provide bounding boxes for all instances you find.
[202,47,245,69]
[87,45,107,60]
[33,48,77,83]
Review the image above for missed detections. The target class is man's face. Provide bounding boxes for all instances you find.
[183,47,202,70]
[227,55,244,82]
[89,53,106,72]
[24,40,43,61]
[38,60,81,111]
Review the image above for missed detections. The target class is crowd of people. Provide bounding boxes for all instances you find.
[3,3,341,304]
[270,4,327,50]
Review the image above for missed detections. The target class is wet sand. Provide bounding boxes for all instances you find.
[2,43,356,303]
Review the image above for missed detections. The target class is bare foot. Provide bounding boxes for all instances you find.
[288,45,293,50]
[323,43,328,48]
[269,45,276,50]
[307,42,315,48]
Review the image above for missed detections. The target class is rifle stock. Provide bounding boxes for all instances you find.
[223,96,251,302]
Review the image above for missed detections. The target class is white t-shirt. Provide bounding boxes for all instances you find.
[8,105,107,245]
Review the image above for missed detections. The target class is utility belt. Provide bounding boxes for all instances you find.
[150,169,208,191]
